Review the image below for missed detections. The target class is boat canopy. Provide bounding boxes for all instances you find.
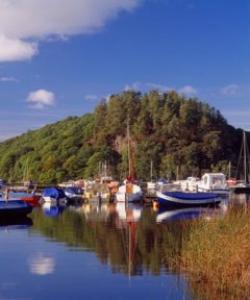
[200,173,227,189]
[64,187,82,194]
[42,187,65,199]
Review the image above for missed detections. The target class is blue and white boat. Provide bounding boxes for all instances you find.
[156,191,222,208]
[64,187,83,200]
[0,200,32,219]
[42,187,67,205]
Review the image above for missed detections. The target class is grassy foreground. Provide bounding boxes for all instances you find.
[182,207,250,299]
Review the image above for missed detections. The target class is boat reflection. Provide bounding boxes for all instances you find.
[0,216,33,228]
[156,203,228,223]
[115,202,142,223]
[230,192,250,208]
[42,202,65,217]
[72,202,143,225]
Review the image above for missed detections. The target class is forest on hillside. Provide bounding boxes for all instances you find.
[0,90,244,184]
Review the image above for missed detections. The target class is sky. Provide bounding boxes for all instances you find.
[0,0,249,140]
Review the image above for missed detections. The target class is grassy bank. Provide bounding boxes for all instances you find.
[182,207,250,298]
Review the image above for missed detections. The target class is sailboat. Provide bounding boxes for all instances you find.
[115,119,143,203]
[231,131,250,193]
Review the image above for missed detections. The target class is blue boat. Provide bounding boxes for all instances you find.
[42,187,67,204]
[0,200,32,219]
[64,187,83,200]
[156,191,222,208]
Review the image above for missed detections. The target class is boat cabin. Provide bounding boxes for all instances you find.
[198,173,228,192]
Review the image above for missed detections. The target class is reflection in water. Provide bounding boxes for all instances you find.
[29,254,55,276]
[28,196,249,299]
[156,205,227,223]
[42,202,65,217]
[231,192,250,208]
[32,202,227,277]
[0,217,33,228]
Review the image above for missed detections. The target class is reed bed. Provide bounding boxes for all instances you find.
[182,207,250,298]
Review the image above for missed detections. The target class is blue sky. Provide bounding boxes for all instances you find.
[0,0,249,140]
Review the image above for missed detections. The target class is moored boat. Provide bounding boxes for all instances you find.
[64,187,83,200]
[180,174,228,195]
[21,195,41,207]
[42,187,67,205]
[115,118,143,203]
[156,191,222,208]
[6,191,41,207]
[116,180,143,203]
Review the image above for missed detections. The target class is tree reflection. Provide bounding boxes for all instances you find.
[31,204,190,277]
[31,202,250,299]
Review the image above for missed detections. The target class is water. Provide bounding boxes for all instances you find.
[0,197,246,300]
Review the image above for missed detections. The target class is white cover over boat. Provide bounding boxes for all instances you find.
[116,183,143,203]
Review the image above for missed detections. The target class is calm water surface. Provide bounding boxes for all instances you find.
[0,195,247,300]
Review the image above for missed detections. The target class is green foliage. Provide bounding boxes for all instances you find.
[0,90,244,183]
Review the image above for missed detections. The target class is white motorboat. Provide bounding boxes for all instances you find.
[116,181,143,203]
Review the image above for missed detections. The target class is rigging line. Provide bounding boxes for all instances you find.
[243,131,247,183]
[236,133,244,180]
[246,132,250,182]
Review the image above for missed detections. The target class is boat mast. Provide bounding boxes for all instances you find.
[23,157,29,183]
[243,131,248,184]
[127,117,132,178]
[228,161,231,178]
[104,160,107,177]
[150,160,153,182]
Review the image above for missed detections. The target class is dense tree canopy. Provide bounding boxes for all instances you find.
[0,90,244,183]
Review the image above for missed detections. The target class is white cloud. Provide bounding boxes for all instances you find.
[124,82,173,92]
[0,76,17,82]
[0,0,140,62]
[178,85,197,96]
[221,84,239,96]
[27,89,55,109]
[85,94,98,101]
[0,34,38,62]
[146,82,173,92]
[124,82,141,91]
[124,82,198,96]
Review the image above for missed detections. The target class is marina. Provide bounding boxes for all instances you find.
[0,1,249,298]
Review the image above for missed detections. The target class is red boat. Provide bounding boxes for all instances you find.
[21,195,41,207]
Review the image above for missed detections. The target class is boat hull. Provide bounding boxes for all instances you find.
[156,191,221,208]
[116,192,143,203]
[42,196,67,205]
[116,183,143,203]
[198,187,229,196]
[21,195,41,207]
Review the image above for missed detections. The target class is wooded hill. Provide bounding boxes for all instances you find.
[0,90,244,184]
